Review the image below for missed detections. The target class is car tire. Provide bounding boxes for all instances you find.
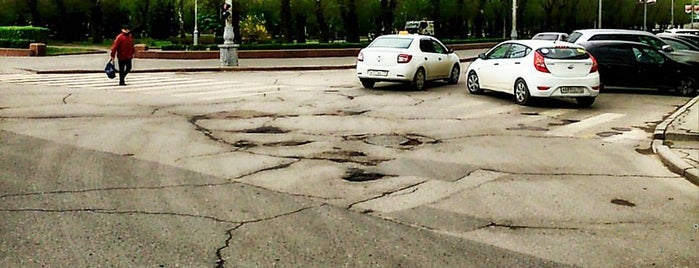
[576,97,596,107]
[676,77,698,97]
[514,79,532,106]
[466,71,483,94]
[412,68,426,91]
[360,79,375,89]
[447,64,460,84]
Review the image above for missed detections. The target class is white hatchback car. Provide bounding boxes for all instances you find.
[465,40,600,107]
[356,34,461,90]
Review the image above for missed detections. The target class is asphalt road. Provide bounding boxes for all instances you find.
[1,69,697,267]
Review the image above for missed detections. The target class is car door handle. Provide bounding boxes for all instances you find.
[494,63,499,66]
[514,62,521,64]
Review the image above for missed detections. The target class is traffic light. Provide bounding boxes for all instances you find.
[221,3,231,20]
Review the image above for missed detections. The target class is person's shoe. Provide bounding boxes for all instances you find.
[119,81,126,86]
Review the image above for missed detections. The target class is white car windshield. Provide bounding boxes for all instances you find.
[369,37,413,49]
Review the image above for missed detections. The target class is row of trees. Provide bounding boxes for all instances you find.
[0,0,695,44]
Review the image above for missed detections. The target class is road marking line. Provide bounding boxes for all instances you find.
[546,113,625,137]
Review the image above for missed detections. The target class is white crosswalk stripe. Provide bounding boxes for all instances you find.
[0,73,293,102]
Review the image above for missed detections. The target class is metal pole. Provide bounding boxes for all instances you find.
[510,0,517,39]
[671,0,674,27]
[193,0,198,45]
[643,0,647,31]
[598,0,602,28]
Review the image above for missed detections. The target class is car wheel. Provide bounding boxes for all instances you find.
[360,78,375,89]
[514,79,531,105]
[676,77,698,97]
[466,71,483,94]
[576,97,596,107]
[447,64,460,84]
[412,68,426,91]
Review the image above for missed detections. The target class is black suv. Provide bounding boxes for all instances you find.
[579,41,698,96]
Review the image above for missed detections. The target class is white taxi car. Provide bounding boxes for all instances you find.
[356,34,461,90]
[466,40,600,107]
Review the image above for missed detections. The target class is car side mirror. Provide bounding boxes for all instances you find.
[447,47,454,54]
[661,45,674,52]
[478,53,487,60]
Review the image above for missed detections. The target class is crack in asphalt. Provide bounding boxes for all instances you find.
[0,207,239,224]
[346,180,428,210]
[478,222,580,231]
[62,93,72,104]
[214,204,322,268]
[477,168,679,179]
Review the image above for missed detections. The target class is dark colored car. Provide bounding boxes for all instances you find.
[579,41,698,96]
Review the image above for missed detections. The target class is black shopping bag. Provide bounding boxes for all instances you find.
[105,60,116,79]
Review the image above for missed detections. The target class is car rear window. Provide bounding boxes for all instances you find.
[369,37,413,49]
[537,47,590,59]
[566,32,582,43]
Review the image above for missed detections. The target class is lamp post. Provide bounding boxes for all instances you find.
[671,0,674,27]
[598,0,602,28]
[193,0,198,46]
[643,0,647,31]
[510,0,517,40]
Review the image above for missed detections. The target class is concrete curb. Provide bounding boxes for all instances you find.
[23,57,479,74]
[652,96,699,186]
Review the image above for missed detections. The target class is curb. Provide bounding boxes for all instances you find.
[652,96,699,187]
[24,57,479,74]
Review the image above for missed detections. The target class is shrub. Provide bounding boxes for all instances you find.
[0,26,49,43]
[0,39,32,48]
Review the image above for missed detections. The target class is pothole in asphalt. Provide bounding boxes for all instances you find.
[362,134,439,149]
[521,112,540,116]
[548,119,580,126]
[233,140,257,148]
[263,140,314,147]
[342,168,388,182]
[596,131,622,137]
[506,124,549,131]
[635,147,654,155]
[243,126,289,134]
[611,199,636,207]
[611,127,632,132]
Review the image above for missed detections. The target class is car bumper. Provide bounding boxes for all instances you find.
[356,62,417,82]
[526,73,601,98]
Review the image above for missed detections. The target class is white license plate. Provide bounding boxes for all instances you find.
[560,87,585,94]
[368,70,388,77]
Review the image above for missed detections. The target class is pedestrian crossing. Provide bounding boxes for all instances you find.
[0,73,299,101]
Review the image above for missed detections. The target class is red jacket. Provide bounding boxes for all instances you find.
[110,32,135,60]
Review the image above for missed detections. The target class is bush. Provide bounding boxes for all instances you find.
[0,26,49,43]
[161,44,187,51]
[0,38,32,48]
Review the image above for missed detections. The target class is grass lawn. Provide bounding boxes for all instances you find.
[46,46,106,56]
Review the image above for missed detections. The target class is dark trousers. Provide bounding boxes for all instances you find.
[118,59,132,85]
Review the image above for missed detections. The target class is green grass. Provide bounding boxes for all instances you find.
[46,46,105,56]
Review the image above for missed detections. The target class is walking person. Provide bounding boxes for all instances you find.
[110,24,135,86]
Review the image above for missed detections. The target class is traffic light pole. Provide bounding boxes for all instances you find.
[219,0,239,66]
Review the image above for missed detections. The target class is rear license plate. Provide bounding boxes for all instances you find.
[560,86,585,94]
[368,70,388,77]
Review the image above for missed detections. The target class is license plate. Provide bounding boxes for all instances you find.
[560,86,585,94]
[368,70,388,77]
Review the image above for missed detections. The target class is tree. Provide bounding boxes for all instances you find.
[337,0,359,42]
[315,0,331,43]
[281,0,293,42]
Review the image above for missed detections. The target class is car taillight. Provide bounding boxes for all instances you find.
[533,51,550,73]
[357,52,364,62]
[589,53,598,73]
[397,54,412,63]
